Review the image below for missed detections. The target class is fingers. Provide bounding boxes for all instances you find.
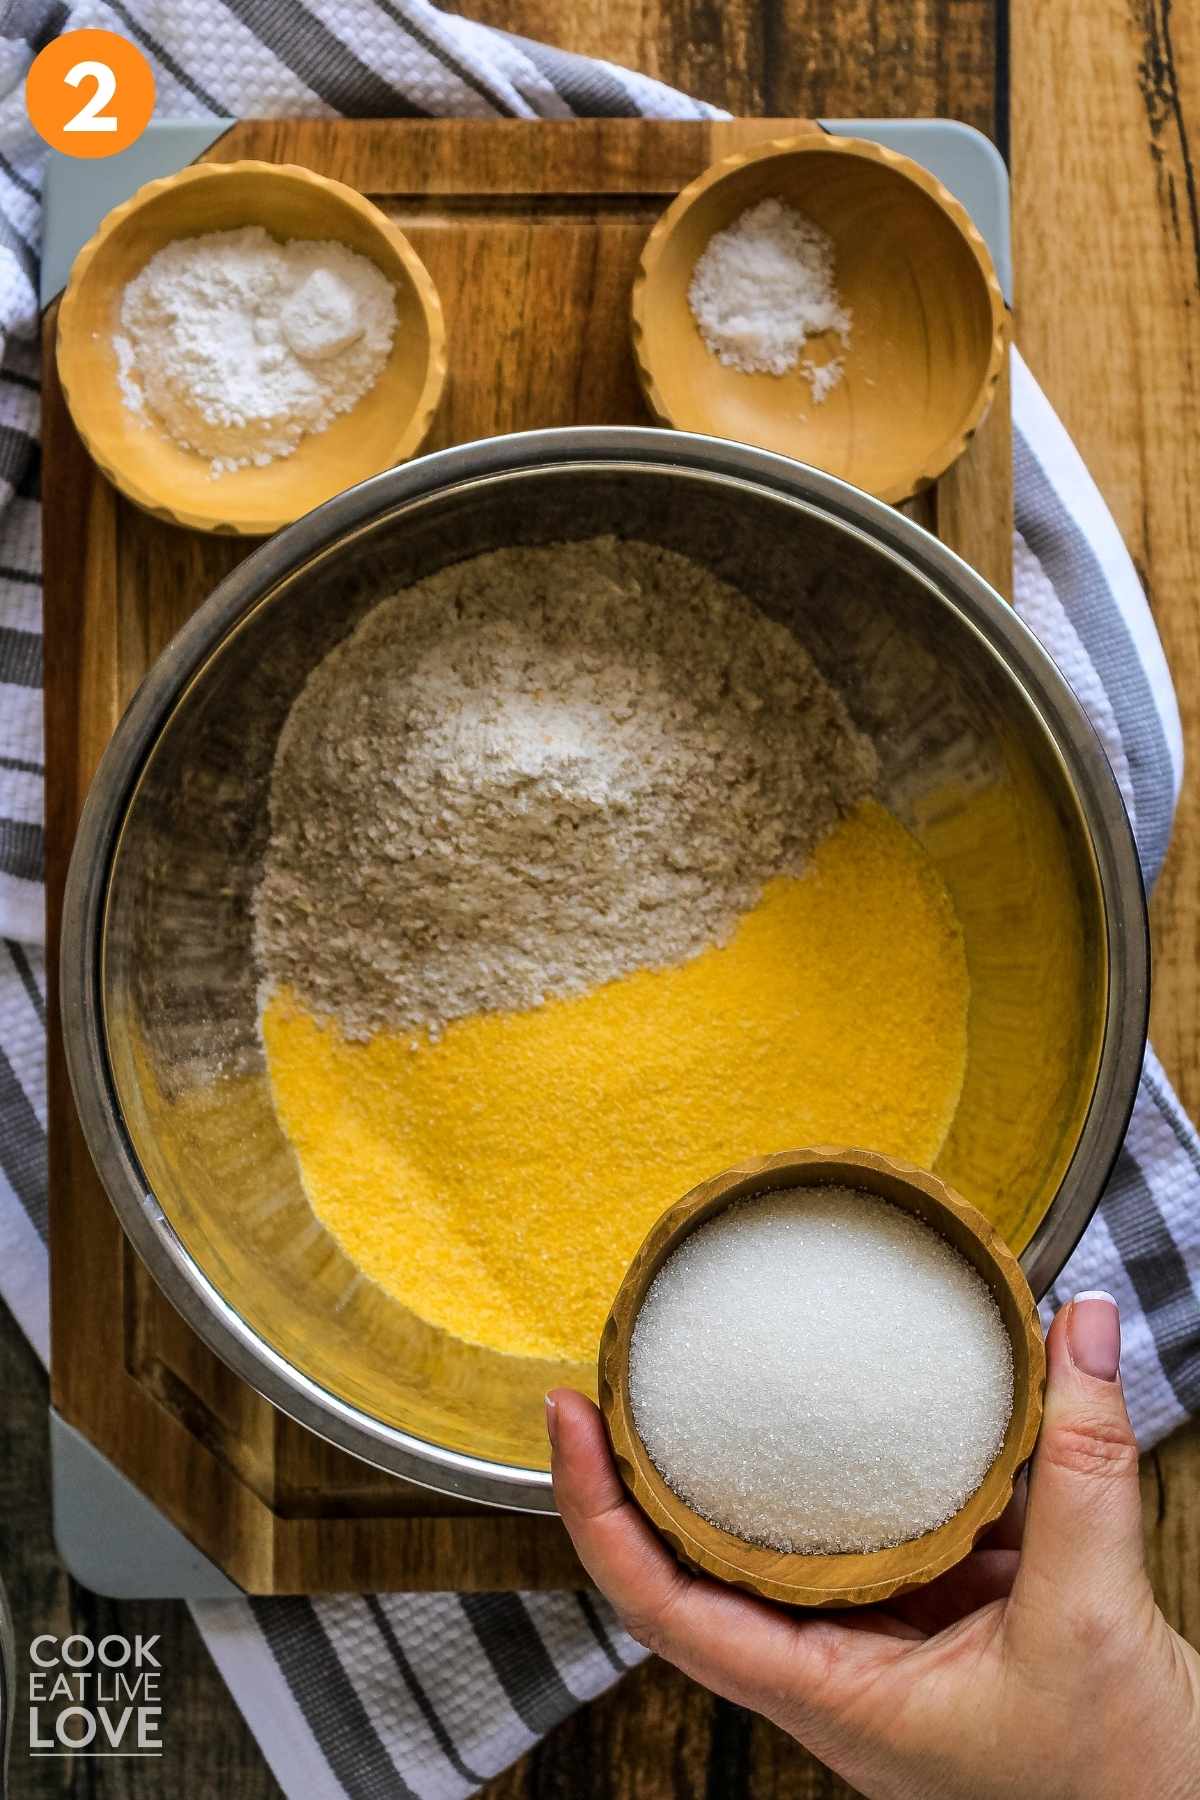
[548,1386,795,1678]
[1010,1294,1151,1636]
[547,1387,692,1634]
[547,1388,908,1718]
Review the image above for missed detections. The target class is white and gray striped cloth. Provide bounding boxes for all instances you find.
[0,4,1197,1796]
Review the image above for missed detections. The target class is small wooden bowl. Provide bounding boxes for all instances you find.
[599,1147,1044,1608]
[56,160,447,536]
[632,133,1010,504]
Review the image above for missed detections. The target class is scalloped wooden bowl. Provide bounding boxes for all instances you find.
[632,133,1010,504]
[56,160,447,536]
[599,1148,1044,1608]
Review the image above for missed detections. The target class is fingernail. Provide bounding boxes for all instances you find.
[1068,1291,1121,1380]
[544,1393,559,1449]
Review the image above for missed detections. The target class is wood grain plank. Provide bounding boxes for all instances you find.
[456,0,999,128]
[1011,0,1200,1671]
[935,359,1013,600]
[207,116,807,192]
[757,0,999,129]
[1142,1428,1200,1651]
[1013,0,1200,1114]
[43,308,121,1419]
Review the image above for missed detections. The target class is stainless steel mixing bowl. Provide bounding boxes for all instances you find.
[62,428,1149,1511]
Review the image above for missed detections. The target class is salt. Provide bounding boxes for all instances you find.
[629,1186,1014,1555]
[687,198,852,400]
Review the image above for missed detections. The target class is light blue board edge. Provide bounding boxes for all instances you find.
[51,1412,242,1599]
[45,113,1011,1599]
[42,116,1013,310]
[40,120,234,308]
[823,119,1013,304]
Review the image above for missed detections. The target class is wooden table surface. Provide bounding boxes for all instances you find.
[2,0,1197,1794]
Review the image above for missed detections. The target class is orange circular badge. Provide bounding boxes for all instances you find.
[26,29,156,159]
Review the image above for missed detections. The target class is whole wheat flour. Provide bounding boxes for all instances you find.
[114,226,397,475]
[254,536,878,1038]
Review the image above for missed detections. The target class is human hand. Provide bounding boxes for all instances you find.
[548,1294,1200,1800]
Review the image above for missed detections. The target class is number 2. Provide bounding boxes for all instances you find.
[62,59,118,133]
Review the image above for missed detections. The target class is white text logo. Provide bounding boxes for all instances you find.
[27,1633,162,1758]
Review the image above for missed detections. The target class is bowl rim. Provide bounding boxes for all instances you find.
[598,1147,1046,1607]
[631,129,1012,504]
[54,158,448,537]
[59,426,1149,1510]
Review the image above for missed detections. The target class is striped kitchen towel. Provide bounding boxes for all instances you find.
[0,5,1197,1797]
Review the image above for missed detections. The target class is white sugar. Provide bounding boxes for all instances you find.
[629,1187,1014,1554]
[687,198,852,398]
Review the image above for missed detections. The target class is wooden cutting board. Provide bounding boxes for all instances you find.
[43,117,1012,1594]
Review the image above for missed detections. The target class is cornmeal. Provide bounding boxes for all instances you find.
[261,801,969,1364]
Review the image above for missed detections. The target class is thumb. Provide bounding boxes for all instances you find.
[1010,1292,1151,1632]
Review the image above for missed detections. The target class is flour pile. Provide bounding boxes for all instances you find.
[115,227,397,475]
[254,536,879,1038]
[259,540,877,1036]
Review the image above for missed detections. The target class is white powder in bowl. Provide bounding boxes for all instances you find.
[629,1186,1014,1554]
[113,226,397,476]
[687,198,852,401]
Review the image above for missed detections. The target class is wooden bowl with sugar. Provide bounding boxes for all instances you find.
[598,1147,1044,1609]
[632,132,1010,504]
[56,160,447,536]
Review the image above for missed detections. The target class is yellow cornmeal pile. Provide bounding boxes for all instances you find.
[262,801,969,1364]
